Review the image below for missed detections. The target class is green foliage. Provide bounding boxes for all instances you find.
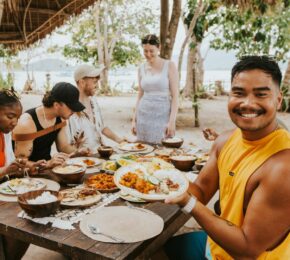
[0,72,14,89]
[209,2,290,61]
[59,0,157,68]
[184,1,289,61]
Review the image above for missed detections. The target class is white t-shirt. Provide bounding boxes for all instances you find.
[67,97,105,151]
[0,133,15,171]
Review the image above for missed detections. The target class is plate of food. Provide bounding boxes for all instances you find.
[0,178,46,196]
[118,142,147,152]
[60,187,101,207]
[119,190,146,203]
[114,165,189,201]
[85,173,119,193]
[67,157,102,168]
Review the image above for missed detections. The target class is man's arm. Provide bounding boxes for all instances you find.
[13,113,36,158]
[55,124,76,154]
[189,130,232,204]
[168,149,290,259]
[102,127,124,143]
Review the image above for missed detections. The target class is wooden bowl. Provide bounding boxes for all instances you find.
[52,164,86,185]
[170,155,197,172]
[195,159,207,171]
[98,146,114,158]
[162,137,183,148]
[18,190,61,218]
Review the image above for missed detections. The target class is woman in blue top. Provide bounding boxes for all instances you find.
[131,34,179,144]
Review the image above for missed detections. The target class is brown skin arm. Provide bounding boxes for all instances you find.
[55,124,76,153]
[189,130,233,204]
[167,136,290,259]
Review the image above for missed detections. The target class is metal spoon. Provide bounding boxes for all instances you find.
[87,224,125,243]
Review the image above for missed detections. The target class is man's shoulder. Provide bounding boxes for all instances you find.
[13,112,36,134]
[213,129,236,156]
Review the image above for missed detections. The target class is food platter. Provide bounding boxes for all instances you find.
[0,178,46,195]
[67,157,102,168]
[60,187,101,207]
[114,164,188,201]
[118,143,147,152]
[85,173,119,193]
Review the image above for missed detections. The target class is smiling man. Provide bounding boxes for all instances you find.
[165,56,290,259]
[67,64,124,150]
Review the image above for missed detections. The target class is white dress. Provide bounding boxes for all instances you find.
[136,60,171,144]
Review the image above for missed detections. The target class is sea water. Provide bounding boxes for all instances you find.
[3,69,231,93]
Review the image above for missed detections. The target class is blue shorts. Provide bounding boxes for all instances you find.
[164,231,210,260]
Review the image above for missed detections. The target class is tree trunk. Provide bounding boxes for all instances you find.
[177,0,204,77]
[160,0,169,49]
[160,0,181,59]
[94,1,109,93]
[184,46,195,97]
[281,59,290,112]
[196,44,204,91]
[282,59,290,92]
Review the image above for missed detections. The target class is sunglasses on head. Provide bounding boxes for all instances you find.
[141,39,159,45]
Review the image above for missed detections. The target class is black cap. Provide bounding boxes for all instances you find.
[51,82,85,112]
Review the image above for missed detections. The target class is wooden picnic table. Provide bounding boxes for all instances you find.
[0,190,190,259]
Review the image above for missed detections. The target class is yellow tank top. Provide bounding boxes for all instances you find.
[209,128,290,260]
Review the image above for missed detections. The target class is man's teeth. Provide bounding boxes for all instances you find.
[241,113,258,118]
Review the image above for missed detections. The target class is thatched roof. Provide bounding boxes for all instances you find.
[0,0,98,49]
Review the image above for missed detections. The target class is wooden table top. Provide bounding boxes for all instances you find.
[0,197,189,259]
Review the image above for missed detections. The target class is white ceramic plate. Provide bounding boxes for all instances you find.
[80,206,164,243]
[60,188,101,207]
[118,143,147,152]
[0,178,46,195]
[67,157,102,168]
[114,165,189,201]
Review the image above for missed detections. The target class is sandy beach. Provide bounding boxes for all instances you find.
[21,93,290,150]
[20,93,290,259]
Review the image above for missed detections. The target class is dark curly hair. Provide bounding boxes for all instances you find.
[0,87,21,108]
[231,56,282,88]
[42,91,58,107]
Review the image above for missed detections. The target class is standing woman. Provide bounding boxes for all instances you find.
[131,34,179,144]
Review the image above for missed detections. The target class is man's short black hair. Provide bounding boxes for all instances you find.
[231,56,282,87]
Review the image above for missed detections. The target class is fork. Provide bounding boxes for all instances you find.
[88,224,125,243]
[125,201,153,214]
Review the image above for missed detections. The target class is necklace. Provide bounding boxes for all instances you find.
[43,107,48,124]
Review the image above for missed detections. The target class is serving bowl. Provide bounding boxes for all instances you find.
[98,146,114,158]
[162,137,184,148]
[195,159,207,171]
[170,155,197,172]
[52,164,86,185]
[18,190,61,218]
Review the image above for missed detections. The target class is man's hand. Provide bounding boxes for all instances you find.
[45,153,69,169]
[202,128,219,141]
[70,147,91,158]
[165,191,191,208]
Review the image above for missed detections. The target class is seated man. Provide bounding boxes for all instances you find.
[67,64,125,150]
[165,56,290,259]
[13,82,87,169]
